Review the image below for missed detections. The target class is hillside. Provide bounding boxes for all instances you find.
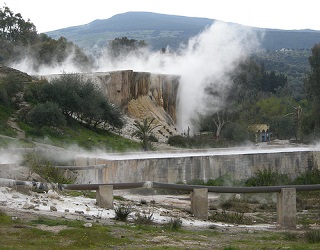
[253,49,311,100]
[46,12,320,51]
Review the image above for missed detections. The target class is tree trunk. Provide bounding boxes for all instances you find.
[213,111,226,139]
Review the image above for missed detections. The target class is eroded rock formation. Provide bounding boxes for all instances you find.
[92,70,180,141]
[96,70,179,124]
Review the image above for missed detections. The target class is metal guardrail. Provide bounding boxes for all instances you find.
[61,181,320,193]
[3,177,320,194]
[55,165,106,170]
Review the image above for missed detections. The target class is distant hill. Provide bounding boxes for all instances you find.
[46,12,320,52]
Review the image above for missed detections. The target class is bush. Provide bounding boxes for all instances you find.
[293,169,320,185]
[165,218,182,231]
[133,210,154,225]
[26,102,66,130]
[245,168,291,186]
[114,205,133,222]
[187,177,229,186]
[210,210,252,225]
[221,122,252,143]
[167,135,188,147]
[24,152,75,184]
[305,229,320,243]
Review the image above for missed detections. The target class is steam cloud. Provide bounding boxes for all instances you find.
[10,22,261,132]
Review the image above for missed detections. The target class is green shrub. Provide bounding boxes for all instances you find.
[221,122,252,143]
[293,169,320,185]
[114,205,133,222]
[206,177,226,186]
[187,177,229,186]
[305,229,320,243]
[165,218,182,231]
[168,135,188,147]
[26,102,66,130]
[210,210,252,225]
[283,231,298,241]
[133,210,154,225]
[24,152,75,184]
[245,168,291,186]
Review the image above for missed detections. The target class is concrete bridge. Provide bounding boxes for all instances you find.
[61,145,320,184]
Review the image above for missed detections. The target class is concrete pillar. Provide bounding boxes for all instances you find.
[277,188,296,229]
[191,188,208,220]
[96,185,113,209]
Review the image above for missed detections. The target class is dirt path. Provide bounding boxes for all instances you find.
[7,116,25,139]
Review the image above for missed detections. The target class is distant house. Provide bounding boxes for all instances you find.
[248,124,271,142]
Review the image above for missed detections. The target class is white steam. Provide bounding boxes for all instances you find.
[10,54,81,75]
[11,22,261,132]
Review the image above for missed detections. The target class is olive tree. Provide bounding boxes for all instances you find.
[26,102,66,130]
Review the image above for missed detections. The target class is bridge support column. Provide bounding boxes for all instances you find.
[96,185,113,209]
[277,188,296,229]
[191,188,208,220]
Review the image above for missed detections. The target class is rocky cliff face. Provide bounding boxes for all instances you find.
[94,70,180,141]
[96,70,179,123]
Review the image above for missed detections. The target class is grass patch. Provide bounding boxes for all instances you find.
[0,137,35,148]
[114,195,127,201]
[19,119,140,152]
[283,231,299,241]
[305,229,320,243]
[210,210,252,225]
[0,209,14,225]
[31,216,84,227]
[2,212,320,249]
[0,105,17,137]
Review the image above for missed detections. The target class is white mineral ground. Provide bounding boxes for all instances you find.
[0,186,277,231]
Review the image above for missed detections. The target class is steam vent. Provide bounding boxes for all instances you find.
[46,70,181,140]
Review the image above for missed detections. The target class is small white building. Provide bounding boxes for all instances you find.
[248,124,271,142]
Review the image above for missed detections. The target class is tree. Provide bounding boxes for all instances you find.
[30,35,92,72]
[108,37,147,59]
[197,59,261,137]
[35,73,124,129]
[213,111,227,139]
[304,43,320,135]
[0,5,37,45]
[131,118,158,151]
[0,5,91,71]
[26,102,66,130]
[0,71,30,107]
[261,70,288,94]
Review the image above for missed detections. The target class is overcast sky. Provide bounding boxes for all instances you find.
[2,0,319,33]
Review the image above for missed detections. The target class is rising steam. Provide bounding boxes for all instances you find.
[10,22,261,132]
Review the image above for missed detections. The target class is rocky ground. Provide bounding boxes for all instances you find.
[0,185,278,231]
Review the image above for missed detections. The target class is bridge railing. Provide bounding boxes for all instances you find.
[61,181,320,229]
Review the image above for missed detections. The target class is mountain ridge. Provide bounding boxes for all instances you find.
[46,11,320,51]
